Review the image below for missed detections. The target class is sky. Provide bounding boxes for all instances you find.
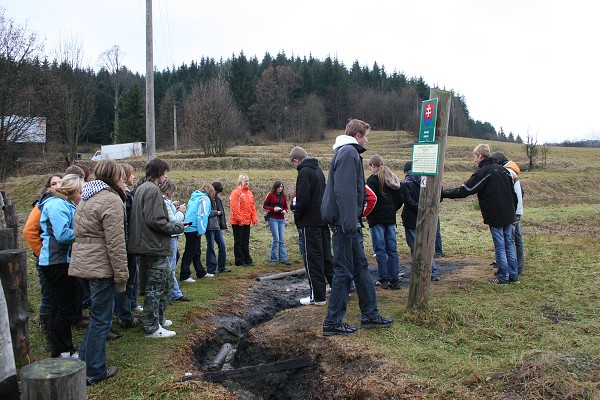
[2,0,598,144]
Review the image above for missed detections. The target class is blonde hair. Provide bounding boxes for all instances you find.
[201,182,216,199]
[237,174,249,188]
[473,144,491,158]
[345,119,370,137]
[94,160,125,186]
[120,163,134,181]
[52,174,83,201]
[368,154,398,195]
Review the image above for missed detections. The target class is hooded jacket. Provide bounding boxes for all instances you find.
[127,181,184,256]
[38,193,77,266]
[183,190,211,235]
[365,172,403,227]
[69,180,128,291]
[229,186,258,225]
[321,135,366,235]
[23,191,53,257]
[294,157,327,227]
[442,157,517,227]
[400,173,421,229]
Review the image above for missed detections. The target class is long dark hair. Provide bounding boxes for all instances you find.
[271,180,284,194]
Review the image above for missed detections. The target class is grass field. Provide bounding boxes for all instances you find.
[1,130,599,399]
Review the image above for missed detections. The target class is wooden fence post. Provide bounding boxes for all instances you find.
[407,89,451,309]
[0,277,19,400]
[21,358,86,400]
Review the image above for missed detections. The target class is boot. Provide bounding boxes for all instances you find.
[39,313,52,352]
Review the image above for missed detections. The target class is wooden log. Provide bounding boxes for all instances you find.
[3,204,19,245]
[21,358,86,400]
[407,89,451,309]
[0,229,17,251]
[0,277,19,400]
[256,268,305,281]
[201,356,312,382]
[208,343,233,371]
[0,249,29,367]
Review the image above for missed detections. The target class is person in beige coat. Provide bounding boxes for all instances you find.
[69,160,128,385]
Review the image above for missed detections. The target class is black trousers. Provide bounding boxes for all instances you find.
[232,224,252,265]
[299,225,334,302]
[42,263,78,356]
[180,232,205,279]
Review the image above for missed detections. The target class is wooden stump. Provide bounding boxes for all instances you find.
[21,358,86,400]
[0,249,29,367]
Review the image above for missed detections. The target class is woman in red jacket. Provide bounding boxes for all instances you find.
[263,180,290,265]
[229,174,258,266]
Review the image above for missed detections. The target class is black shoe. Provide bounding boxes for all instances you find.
[87,365,118,386]
[118,317,141,329]
[218,268,232,273]
[431,276,441,282]
[360,315,393,329]
[106,327,123,341]
[323,322,357,336]
[175,296,190,302]
[388,280,401,290]
[280,261,291,265]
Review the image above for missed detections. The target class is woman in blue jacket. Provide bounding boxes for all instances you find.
[39,174,83,358]
[180,185,212,281]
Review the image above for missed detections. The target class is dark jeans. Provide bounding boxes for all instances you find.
[404,227,440,279]
[35,258,52,315]
[41,263,78,356]
[232,224,252,265]
[115,253,137,323]
[435,218,443,256]
[513,215,524,274]
[180,232,205,279]
[205,229,227,273]
[299,225,333,303]
[324,226,380,327]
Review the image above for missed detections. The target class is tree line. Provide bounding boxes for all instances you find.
[1,9,523,180]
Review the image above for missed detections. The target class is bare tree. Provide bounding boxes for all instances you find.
[540,143,551,167]
[51,35,96,164]
[524,131,538,169]
[288,93,326,142]
[0,9,44,179]
[98,45,129,144]
[182,78,247,156]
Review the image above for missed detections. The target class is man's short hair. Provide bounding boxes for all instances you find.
[289,146,308,163]
[403,161,413,173]
[345,119,370,137]
[473,144,491,158]
[145,158,169,179]
[489,151,508,165]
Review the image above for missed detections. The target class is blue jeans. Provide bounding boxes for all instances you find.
[268,218,288,262]
[206,229,227,273]
[169,236,183,300]
[489,225,518,283]
[404,227,440,279]
[513,215,524,274]
[324,226,379,327]
[370,224,399,282]
[78,278,115,382]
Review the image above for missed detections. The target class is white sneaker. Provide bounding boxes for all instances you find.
[326,285,331,293]
[162,319,173,327]
[182,277,196,283]
[60,351,79,358]
[204,273,214,278]
[145,326,176,338]
[299,296,326,306]
[133,305,144,312]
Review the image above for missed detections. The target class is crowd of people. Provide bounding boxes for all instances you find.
[23,119,525,385]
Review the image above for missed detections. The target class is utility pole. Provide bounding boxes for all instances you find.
[173,102,178,153]
[145,0,156,160]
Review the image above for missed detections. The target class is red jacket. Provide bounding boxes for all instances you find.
[263,192,288,220]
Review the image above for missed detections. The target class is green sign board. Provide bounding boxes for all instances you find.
[418,98,438,142]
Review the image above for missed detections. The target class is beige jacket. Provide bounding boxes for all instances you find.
[69,186,128,292]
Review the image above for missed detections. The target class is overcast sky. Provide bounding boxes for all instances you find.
[2,0,598,143]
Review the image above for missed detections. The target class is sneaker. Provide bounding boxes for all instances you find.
[280,261,291,265]
[375,280,390,289]
[87,366,118,386]
[204,273,215,278]
[132,305,144,312]
[509,277,521,284]
[175,295,190,302]
[218,268,232,273]
[323,322,358,336]
[106,327,123,341]
[487,277,509,284]
[60,351,79,358]
[162,319,173,327]
[360,315,394,329]
[388,280,401,290]
[299,296,326,306]
[182,277,196,283]
[145,326,176,338]
[118,317,142,329]
[431,276,441,282]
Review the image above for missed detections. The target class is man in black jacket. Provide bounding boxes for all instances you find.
[290,146,333,306]
[441,144,518,284]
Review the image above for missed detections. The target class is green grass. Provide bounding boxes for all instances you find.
[2,130,599,399]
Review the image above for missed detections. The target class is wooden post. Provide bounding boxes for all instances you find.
[0,278,19,400]
[21,358,86,400]
[0,249,29,366]
[407,89,451,309]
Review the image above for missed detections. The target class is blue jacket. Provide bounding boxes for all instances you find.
[39,194,77,266]
[321,135,366,235]
[183,190,211,235]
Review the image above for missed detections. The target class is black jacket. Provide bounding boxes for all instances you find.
[442,157,517,227]
[294,157,327,227]
[400,173,421,229]
[366,174,403,226]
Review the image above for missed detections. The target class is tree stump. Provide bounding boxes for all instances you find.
[0,249,29,366]
[21,358,86,400]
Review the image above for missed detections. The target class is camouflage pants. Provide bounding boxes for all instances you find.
[141,256,173,334]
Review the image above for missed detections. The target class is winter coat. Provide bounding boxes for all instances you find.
[321,135,366,235]
[400,173,421,229]
[215,195,227,230]
[165,197,185,236]
[206,198,221,231]
[263,192,288,220]
[229,186,258,225]
[183,190,211,235]
[69,180,128,291]
[442,157,517,227]
[365,173,403,226]
[38,194,77,266]
[127,181,184,256]
[294,157,327,228]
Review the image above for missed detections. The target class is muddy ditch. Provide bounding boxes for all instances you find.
[187,260,466,399]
